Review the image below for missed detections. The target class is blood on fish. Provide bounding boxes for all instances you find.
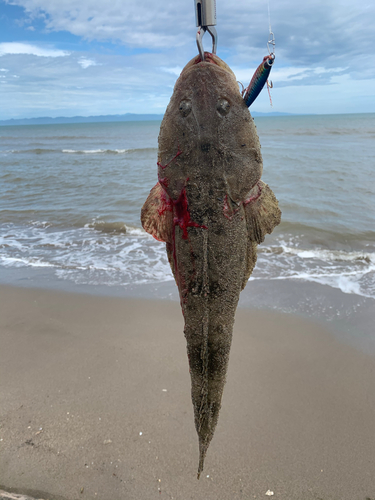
[170,183,208,306]
[173,186,208,240]
[194,52,219,66]
[158,176,170,188]
[157,189,173,217]
[223,194,240,220]
[157,147,183,170]
[244,181,263,205]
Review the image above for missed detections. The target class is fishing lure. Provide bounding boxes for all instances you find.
[243,53,275,107]
[243,4,276,108]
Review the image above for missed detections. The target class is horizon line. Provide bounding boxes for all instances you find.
[1,111,374,127]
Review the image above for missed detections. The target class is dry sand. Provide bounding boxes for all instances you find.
[0,284,375,500]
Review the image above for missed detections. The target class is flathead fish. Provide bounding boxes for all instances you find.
[141,52,281,477]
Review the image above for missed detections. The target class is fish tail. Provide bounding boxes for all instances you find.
[196,312,209,478]
[197,440,208,479]
[189,224,211,477]
[198,223,210,451]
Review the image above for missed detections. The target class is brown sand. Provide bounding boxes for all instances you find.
[0,284,374,500]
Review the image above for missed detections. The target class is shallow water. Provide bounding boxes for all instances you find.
[1,114,374,300]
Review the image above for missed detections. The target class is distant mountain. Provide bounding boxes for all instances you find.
[0,113,165,126]
[0,111,292,126]
[251,111,293,117]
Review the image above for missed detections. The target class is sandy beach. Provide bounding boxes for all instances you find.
[1,284,375,500]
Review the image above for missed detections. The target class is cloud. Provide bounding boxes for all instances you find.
[4,0,374,85]
[78,57,99,68]
[0,50,178,119]
[1,0,375,118]
[161,66,183,76]
[4,0,192,48]
[0,42,70,57]
[0,44,370,121]
[233,64,350,89]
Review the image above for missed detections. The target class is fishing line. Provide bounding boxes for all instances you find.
[242,0,276,107]
[268,0,272,37]
[267,0,275,57]
[266,0,275,105]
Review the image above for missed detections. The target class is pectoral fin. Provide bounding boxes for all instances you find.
[141,182,174,243]
[241,180,281,289]
[244,180,281,244]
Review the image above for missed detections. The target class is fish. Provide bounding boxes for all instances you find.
[141,52,281,478]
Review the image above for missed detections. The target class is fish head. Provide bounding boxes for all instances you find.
[158,53,263,202]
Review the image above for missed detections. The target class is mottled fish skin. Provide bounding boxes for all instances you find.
[141,52,281,478]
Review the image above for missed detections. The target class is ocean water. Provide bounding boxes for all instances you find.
[1,114,375,302]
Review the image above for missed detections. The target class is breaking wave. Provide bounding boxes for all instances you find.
[0,220,374,299]
[1,147,157,155]
[62,149,128,154]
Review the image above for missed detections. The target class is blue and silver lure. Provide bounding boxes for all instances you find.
[243,53,275,108]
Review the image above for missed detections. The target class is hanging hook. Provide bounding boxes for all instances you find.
[195,0,217,61]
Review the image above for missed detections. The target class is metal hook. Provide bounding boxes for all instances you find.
[196,26,217,61]
[237,81,245,95]
[195,0,217,61]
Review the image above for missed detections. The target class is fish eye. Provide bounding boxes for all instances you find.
[179,99,192,117]
[217,98,230,116]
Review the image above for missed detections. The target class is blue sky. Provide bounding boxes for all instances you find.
[0,0,374,119]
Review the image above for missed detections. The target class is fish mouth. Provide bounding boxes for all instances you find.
[181,52,236,80]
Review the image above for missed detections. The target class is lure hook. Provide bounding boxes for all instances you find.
[195,0,217,61]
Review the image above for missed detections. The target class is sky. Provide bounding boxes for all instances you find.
[0,0,374,119]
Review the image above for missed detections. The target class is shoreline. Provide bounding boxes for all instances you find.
[1,284,375,499]
[1,266,375,353]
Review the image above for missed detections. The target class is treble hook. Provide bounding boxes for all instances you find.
[195,0,218,61]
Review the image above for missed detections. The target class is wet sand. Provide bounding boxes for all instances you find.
[1,284,375,500]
